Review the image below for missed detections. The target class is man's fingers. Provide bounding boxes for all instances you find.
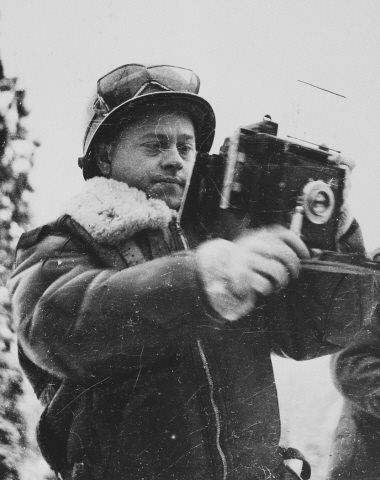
[228,260,286,299]
[239,271,274,298]
[227,265,273,299]
[328,152,356,171]
[237,226,310,262]
[248,239,302,278]
[245,252,292,285]
[265,227,310,260]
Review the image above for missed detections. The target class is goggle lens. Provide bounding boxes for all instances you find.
[97,64,200,111]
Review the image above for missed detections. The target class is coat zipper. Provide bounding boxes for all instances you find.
[172,219,189,250]
[197,339,228,480]
[174,221,228,479]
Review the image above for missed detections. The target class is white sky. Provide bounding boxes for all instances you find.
[1,0,380,248]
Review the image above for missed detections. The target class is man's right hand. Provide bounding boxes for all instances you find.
[196,226,310,321]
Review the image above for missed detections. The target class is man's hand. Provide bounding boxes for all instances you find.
[196,226,310,322]
[327,151,355,172]
[328,151,355,203]
[328,151,355,239]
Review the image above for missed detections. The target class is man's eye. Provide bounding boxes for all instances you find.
[143,142,163,153]
[178,144,195,155]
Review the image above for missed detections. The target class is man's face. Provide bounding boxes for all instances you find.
[107,109,196,210]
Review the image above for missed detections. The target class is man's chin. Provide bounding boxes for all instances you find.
[148,183,183,210]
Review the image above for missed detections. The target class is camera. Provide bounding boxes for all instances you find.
[179,117,346,251]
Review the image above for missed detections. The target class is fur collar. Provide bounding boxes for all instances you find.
[63,177,176,246]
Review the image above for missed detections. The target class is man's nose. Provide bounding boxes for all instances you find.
[160,147,184,171]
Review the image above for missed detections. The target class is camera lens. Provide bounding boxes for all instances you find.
[311,191,330,215]
[303,181,335,224]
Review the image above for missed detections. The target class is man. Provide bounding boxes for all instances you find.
[9,63,373,480]
[327,282,380,480]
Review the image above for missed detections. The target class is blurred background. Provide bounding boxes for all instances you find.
[0,0,379,478]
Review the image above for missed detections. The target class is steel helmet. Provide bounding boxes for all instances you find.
[79,63,216,178]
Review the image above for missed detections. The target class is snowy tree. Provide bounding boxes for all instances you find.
[0,58,53,479]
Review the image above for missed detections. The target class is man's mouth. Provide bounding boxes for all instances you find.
[154,177,186,187]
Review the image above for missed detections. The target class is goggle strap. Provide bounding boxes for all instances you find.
[94,94,111,113]
[134,80,173,97]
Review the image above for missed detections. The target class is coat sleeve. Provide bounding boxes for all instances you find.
[333,306,380,418]
[269,220,376,360]
[9,233,222,380]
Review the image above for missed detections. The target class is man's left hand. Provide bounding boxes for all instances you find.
[328,151,355,239]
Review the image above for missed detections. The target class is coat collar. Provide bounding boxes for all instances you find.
[62,177,176,246]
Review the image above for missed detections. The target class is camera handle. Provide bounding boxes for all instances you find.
[289,198,305,236]
[301,252,380,276]
[289,198,380,275]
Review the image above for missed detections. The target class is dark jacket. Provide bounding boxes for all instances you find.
[328,303,380,480]
[9,178,374,480]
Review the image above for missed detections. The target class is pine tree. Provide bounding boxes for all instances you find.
[0,58,52,479]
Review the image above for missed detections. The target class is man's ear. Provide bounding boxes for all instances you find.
[94,142,112,177]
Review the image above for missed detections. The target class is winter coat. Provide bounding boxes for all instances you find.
[9,177,374,480]
[328,303,380,480]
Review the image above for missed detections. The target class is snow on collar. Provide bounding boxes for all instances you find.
[63,177,176,245]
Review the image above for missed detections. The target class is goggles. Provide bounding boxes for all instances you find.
[95,64,201,113]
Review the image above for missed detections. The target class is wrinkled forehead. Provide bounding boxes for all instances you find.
[116,106,196,139]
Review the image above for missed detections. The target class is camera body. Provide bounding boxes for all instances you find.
[179,118,346,250]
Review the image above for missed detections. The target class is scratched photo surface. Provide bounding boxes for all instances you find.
[1,1,380,479]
